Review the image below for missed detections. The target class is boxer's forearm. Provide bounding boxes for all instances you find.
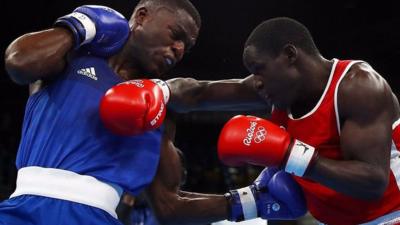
[167,75,268,112]
[151,192,229,225]
[306,157,388,201]
[5,28,74,85]
[179,190,224,198]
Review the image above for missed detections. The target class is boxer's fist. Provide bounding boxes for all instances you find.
[55,5,129,57]
[218,115,317,176]
[218,115,291,166]
[226,168,307,222]
[99,79,170,136]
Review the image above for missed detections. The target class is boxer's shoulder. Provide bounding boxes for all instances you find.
[337,61,393,119]
[343,61,380,83]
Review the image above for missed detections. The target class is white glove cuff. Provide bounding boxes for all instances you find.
[236,186,257,220]
[68,12,96,45]
[285,139,315,177]
[151,79,170,104]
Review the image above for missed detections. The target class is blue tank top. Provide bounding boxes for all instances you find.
[16,52,161,195]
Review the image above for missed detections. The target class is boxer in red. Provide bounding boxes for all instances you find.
[168,17,400,225]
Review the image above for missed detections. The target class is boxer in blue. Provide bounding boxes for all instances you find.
[2,1,307,224]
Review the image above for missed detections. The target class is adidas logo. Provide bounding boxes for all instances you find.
[77,67,98,80]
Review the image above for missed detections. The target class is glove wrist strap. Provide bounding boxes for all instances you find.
[227,186,258,222]
[68,12,96,45]
[151,79,171,103]
[55,12,96,48]
[285,139,315,176]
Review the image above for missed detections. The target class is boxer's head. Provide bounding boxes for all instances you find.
[125,0,200,77]
[243,17,319,109]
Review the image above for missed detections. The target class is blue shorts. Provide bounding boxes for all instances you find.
[0,195,123,225]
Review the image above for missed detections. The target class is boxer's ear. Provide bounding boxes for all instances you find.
[282,44,297,65]
[132,7,149,27]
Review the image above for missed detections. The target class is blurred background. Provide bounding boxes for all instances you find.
[1,0,400,224]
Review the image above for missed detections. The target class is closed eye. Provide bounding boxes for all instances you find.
[169,26,193,53]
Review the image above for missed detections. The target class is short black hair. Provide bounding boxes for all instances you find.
[135,0,201,28]
[245,17,319,57]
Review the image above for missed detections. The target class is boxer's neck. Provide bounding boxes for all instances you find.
[108,49,143,81]
[290,55,334,118]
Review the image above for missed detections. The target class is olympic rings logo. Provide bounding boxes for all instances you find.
[253,126,267,143]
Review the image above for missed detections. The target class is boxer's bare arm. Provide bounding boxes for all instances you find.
[5,28,74,85]
[178,191,225,198]
[146,119,229,225]
[306,63,395,200]
[167,75,269,112]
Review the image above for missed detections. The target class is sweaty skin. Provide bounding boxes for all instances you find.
[167,75,269,112]
[5,28,74,85]
[5,6,199,93]
[146,118,230,225]
[168,57,400,201]
[307,62,399,200]
[4,4,237,224]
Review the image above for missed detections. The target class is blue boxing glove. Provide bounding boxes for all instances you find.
[55,5,129,57]
[226,168,306,222]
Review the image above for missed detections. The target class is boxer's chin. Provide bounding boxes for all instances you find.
[150,67,166,79]
[139,63,163,79]
[273,100,289,110]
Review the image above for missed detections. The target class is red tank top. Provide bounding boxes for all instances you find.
[271,59,400,225]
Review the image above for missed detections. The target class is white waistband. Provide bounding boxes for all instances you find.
[360,210,400,225]
[10,166,122,219]
[317,211,400,225]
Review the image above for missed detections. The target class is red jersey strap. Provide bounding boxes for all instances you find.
[270,59,352,127]
[333,59,365,134]
[270,59,363,131]
[392,118,400,150]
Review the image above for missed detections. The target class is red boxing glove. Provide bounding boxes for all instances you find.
[218,115,318,177]
[99,79,170,136]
